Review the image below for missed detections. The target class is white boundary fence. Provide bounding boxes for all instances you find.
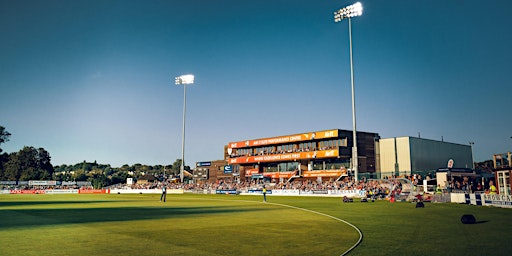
[2,188,511,208]
[450,192,512,208]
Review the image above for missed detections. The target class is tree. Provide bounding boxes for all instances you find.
[111,171,128,185]
[88,171,108,189]
[0,152,8,177]
[170,159,191,178]
[37,148,53,179]
[2,153,21,180]
[0,126,11,153]
[81,161,93,172]
[72,169,88,181]
[0,126,11,175]
[171,159,182,177]
[3,146,54,181]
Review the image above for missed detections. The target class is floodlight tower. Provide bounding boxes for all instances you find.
[334,2,363,181]
[469,141,475,169]
[175,74,194,183]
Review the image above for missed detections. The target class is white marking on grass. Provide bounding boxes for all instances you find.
[182,196,363,256]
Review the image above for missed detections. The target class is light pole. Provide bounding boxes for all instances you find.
[469,141,475,169]
[334,2,363,181]
[175,74,194,183]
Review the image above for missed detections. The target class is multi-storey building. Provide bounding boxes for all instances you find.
[225,129,379,182]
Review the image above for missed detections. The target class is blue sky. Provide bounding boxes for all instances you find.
[1,0,511,167]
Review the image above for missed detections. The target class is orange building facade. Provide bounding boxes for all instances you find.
[225,129,379,182]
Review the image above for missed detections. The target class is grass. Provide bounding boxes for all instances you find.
[0,194,510,256]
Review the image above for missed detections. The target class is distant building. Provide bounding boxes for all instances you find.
[492,152,511,195]
[379,136,473,177]
[193,160,229,183]
[137,174,157,184]
[197,132,474,183]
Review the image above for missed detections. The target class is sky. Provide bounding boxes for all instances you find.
[1,0,511,167]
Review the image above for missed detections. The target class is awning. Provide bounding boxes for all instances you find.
[449,172,477,177]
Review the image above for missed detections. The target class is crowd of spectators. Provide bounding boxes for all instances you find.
[0,175,412,199]
[117,175,413,200]
[242,174,481,194]
[0,184,93,190]
[445,176,479,192]
[5,172,489,198]
[108,182,160,190]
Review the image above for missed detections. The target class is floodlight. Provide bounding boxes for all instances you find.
[334,2,363,22]
[175,74,194,85]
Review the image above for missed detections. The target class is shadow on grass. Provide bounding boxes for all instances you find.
[0,200,129,207]
[0,205,274,229]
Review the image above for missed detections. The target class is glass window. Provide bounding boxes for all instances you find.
[312,160,323,170]
[506,172,511,195]
[265,164,278,173]
[278,163,287,172]
[288,162,299,172]
[498,172,505,194]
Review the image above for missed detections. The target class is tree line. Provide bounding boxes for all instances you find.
[0,126,190,188]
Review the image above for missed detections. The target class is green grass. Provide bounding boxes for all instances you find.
[0,194,510,256]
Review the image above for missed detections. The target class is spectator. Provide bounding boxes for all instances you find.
[488,180,497,194]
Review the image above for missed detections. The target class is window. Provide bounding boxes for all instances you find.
[265,164,278,173]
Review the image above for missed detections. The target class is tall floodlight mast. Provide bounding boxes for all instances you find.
[175,74,194,183]
[334,2,363,181]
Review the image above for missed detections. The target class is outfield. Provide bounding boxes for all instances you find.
[0,194,510,256]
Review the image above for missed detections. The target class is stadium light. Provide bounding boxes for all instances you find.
[334,2,363,22]
[175,74,194,183]
[175,74,194,85]
[334,2,363,182]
